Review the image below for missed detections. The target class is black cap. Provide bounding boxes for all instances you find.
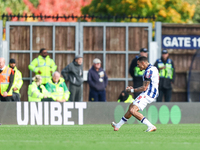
[140,48,148,53]
[74,55,82,59]
[162,49,168,54]
[9,58,15,63]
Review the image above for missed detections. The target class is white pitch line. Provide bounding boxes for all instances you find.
[0,140,197,145]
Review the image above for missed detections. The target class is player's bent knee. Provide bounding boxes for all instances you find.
[133,105,139,111]
[131,110,136,116]
[129,105,139,116]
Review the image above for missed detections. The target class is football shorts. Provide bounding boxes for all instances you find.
[133,92,156,111]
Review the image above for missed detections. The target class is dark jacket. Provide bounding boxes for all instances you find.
[87,66,108,91]
[154,57,175,89]
[129,55,143,87]
[61,59,83,86]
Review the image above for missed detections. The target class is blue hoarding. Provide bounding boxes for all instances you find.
[162,35,200,49]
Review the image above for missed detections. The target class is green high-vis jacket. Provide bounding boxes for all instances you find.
[45,77,70,101]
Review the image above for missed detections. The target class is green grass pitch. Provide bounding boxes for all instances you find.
[0,124,200,150]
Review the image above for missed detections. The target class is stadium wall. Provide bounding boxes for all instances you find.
[6,22,152,102]
[5,22,199,102]
[0,102,199,125]
[160,24,200,102]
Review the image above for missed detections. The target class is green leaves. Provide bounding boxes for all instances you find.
[81,0,196,23]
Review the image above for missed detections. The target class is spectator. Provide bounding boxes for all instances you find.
[0,57,14,101]
[61,55,83,102]
[28,48,57,86]
[154,49,175,102]
[129,48,148,99]
[9,58,23,101]
[45,71,70,102]
[117,90,134,103]
[87,58,108,102]
[28,75,53,102]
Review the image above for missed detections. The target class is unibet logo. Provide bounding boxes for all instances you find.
[17,102,87,125]
[114,105,181,124]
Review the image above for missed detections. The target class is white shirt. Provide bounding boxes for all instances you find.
[142,64,159,98]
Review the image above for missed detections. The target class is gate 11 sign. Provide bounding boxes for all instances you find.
[162,35,200,49]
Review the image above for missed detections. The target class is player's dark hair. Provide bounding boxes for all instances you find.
[137,56,148,62]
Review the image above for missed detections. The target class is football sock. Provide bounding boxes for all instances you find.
[117,116,128,128]
[141,117,153,127]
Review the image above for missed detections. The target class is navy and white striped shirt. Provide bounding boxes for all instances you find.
[143,64,159,98]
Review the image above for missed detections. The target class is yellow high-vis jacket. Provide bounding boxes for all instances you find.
[9,65,23,94]
[28,55,57,84]
[28,82,49,102]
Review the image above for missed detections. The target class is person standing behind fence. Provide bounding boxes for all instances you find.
[87,58,108,102]
[45,71,70,102]
[9,59,23,101]
[0,57,14,101]
[154,49,175,102]
[28,48,57,86]
[129,48,148,99]
[61,55,83,102]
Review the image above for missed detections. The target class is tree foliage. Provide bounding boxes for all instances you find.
[185,0,200,23]
[0,0,197,23]
[0,0,92,22]
[0,0,29,15]
[81,0,196,23]
[23,0,92,22]
[29,0,39,7]
[0,0,32,26]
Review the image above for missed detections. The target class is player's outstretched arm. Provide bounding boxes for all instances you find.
[126,80,150,93]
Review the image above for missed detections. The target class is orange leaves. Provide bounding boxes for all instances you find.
[23,0,36,13]
[6,7,12,14]
[23,0,92,22]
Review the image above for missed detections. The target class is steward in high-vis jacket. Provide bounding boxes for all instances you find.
[129,48,148,99]
[45,71,70,102]
[154,49,175,102]
[28,75,51,102]
[0,57,14,101]
[28,48,57,85]
[9,59,23,101]
[117,90,134,103]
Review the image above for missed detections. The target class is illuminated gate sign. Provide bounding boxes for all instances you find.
[162,35,200,49]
